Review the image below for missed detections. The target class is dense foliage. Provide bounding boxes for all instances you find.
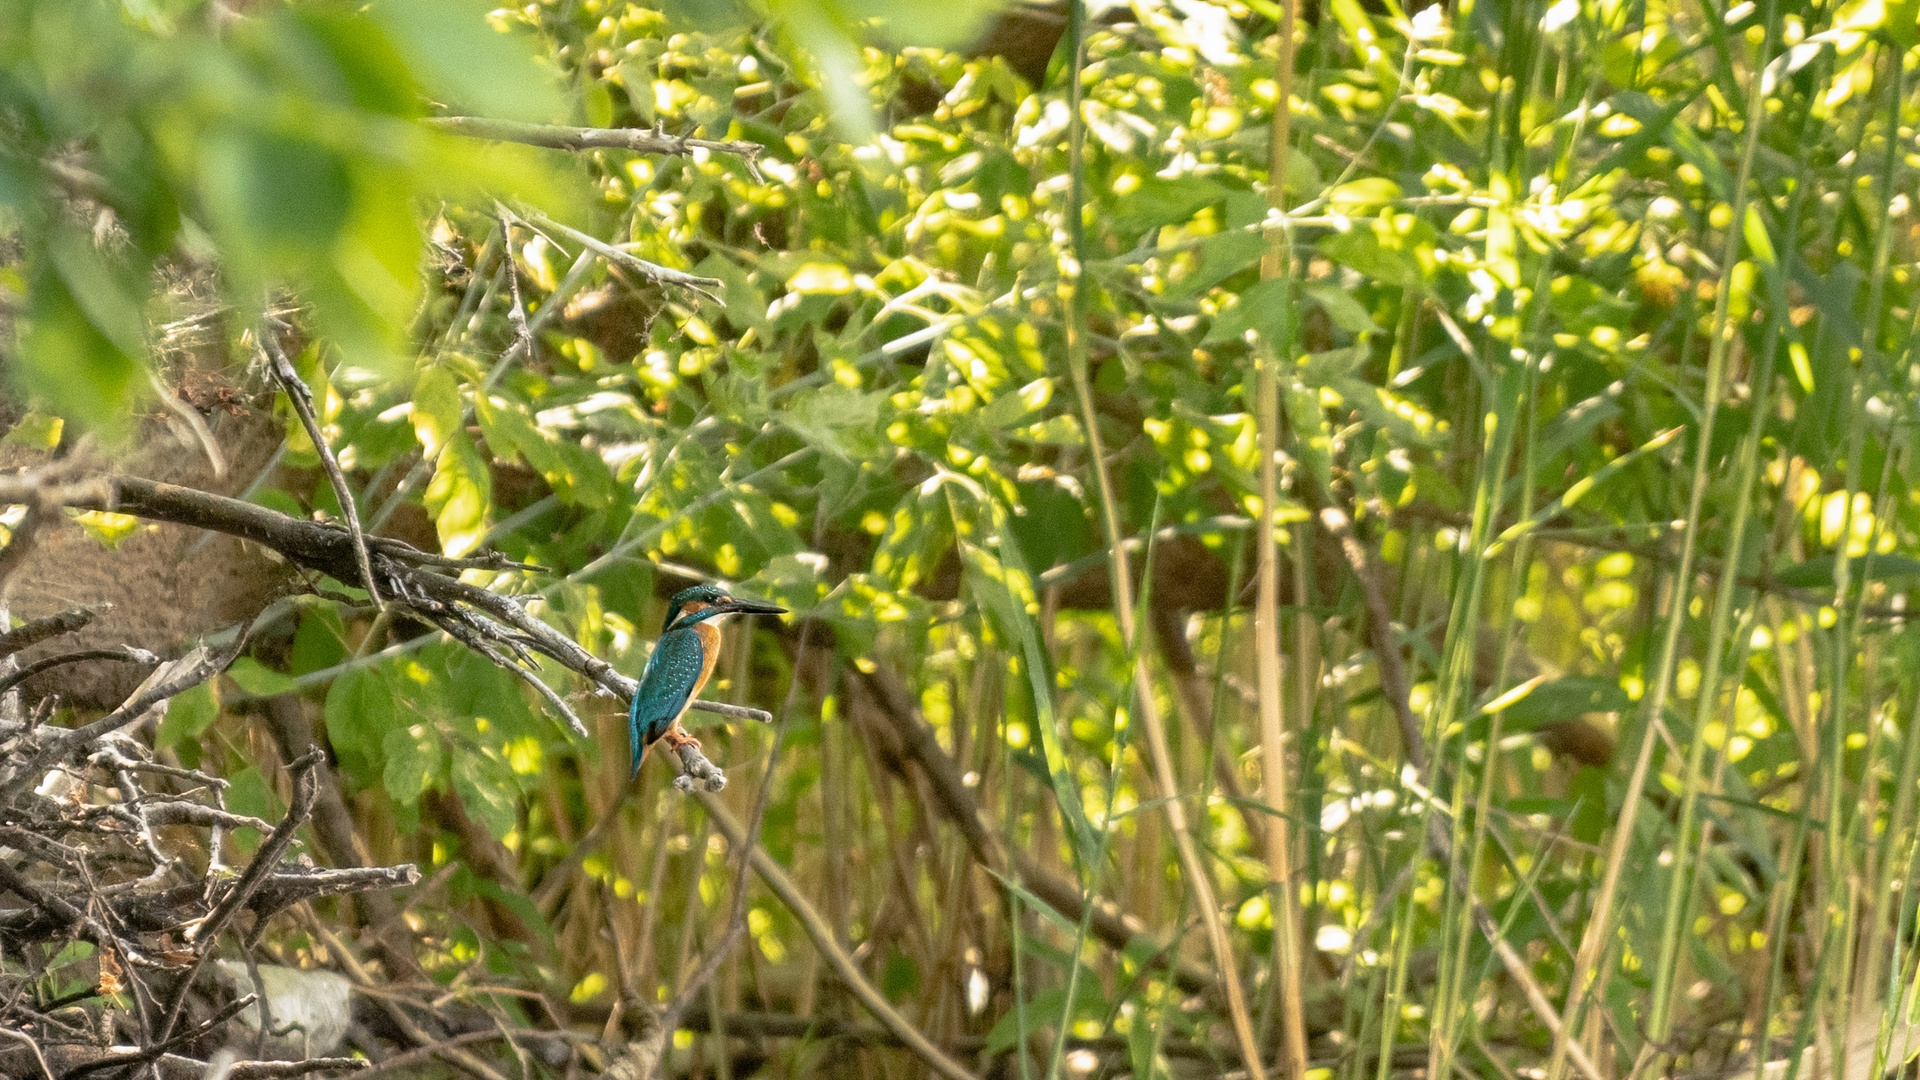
[3,0,1919,1077]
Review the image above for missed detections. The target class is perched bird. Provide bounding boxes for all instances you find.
[629,583,786,778]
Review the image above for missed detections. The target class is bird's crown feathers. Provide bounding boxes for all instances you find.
[663,583,730,631]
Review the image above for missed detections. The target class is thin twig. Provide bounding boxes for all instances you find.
[0,647,159,699]
[262,328,383,611]
[0,1026,55,1080]
[517,211,722,299]
[156,750,323,1047]
[304,918,517,1080]
[60,994,260,1079]
[1318,506,1425,768]
[429,116,764,166]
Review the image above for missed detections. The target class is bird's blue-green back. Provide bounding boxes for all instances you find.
[628,628,707,776]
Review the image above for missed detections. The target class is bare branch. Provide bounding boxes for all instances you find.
[55,475,762,779]
[428,116,763,165]
[0,606,100,661]
[0,646,159,699]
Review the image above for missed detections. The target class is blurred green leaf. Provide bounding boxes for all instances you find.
[383,722,445,806]
[1775,553,1920,589]
[225,657,300,698]
[156,682,219,753]
[367,0,562,121]
[452,752,519,838]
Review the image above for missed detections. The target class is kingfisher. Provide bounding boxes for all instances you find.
[629,583,786,779]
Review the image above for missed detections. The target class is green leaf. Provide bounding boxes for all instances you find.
[224,767,280,853]
[841,0,1003,47]
[425,429,493,557]
[780,385,887,462]
[225,658,299,698]
[1774,553,1920,589]
[46,226,147,358]
[18,268,141,435]
[1,413,64,451]
[382,721,444,806]
[1301,283,1379,334]
[1326,177,1402,210]
[326,666,399,781]
[199,127,353,265]
[1466,676,1633,741]
[1164,228,1265,299]
[156,682,219,753]
[451,752,519,838]
[1204,276,1291,345]
[977,378,1054,431]
[291,606,350,677]
[755,552,831,615]
[986,988,1069,1055]
[1110,176,1227,234]
[288,8,422,116]
[1886,0,1920,45]
[476,395,615,509]
[1742,203,1777,269]
[409,369,491,552]
[367,0,563,121]
[964,537,1099,872]
[881,949,921,1001]
[410,366,464,458]
[71,510,140,548]
[1318,220,1428,291]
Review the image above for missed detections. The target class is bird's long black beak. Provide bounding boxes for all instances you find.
[719,597,787,616]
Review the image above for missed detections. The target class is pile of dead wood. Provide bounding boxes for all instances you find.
[0,608,415,1079]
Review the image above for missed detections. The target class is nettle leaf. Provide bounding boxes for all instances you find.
[780,385,887,462]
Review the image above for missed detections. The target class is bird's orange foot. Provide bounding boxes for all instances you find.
[660,722,701,753]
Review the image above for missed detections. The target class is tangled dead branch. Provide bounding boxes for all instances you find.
[0,614,417,1079]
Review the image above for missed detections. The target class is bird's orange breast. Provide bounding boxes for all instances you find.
[690,620,723,696]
